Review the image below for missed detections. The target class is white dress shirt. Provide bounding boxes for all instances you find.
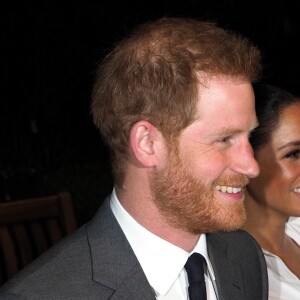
[262,218,300,300]
[110,188,218,299]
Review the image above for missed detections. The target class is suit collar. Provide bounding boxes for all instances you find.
[86,197,156,299]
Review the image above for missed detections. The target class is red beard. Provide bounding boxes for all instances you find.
[151,146,248,234]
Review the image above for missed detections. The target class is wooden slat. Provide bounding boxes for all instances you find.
[58,192,76,234]
[0,226,18,278]
[29,221,48,256]
[12,224,33,267]
[46,219,62,245]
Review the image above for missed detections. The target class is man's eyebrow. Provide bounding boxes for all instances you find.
[212,125,258,137]
[213,128,242,136]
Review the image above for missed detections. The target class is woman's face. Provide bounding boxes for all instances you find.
[247,102,300,217]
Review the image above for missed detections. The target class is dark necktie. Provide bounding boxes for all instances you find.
[185,253,207,300]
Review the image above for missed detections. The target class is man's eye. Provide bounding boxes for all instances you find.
[218,136,231,144]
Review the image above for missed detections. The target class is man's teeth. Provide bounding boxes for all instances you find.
[293,188,300,193]
[216,185,242,194]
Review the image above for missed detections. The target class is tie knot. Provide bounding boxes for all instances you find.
[185,253,206,283]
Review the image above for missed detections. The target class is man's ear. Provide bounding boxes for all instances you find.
[129,121,164,167]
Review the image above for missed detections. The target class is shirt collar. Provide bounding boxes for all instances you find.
[110,188,215,295]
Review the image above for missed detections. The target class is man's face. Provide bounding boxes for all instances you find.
[152,76,259,233]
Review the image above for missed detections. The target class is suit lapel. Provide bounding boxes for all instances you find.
[86,197,156,299]
[207,233,244,300]
[109,265,156,300]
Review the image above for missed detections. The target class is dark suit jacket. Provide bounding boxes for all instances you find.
[0,197,268,299]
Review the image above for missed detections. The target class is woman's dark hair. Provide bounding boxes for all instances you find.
[250,83,298,150]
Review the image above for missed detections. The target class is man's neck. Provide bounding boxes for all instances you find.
[115,184,200,252]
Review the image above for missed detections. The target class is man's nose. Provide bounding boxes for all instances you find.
[232,143,260,178]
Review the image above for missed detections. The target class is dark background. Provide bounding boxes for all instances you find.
[2,0,300,226]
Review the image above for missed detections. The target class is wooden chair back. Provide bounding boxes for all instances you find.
[0,192,76,284]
